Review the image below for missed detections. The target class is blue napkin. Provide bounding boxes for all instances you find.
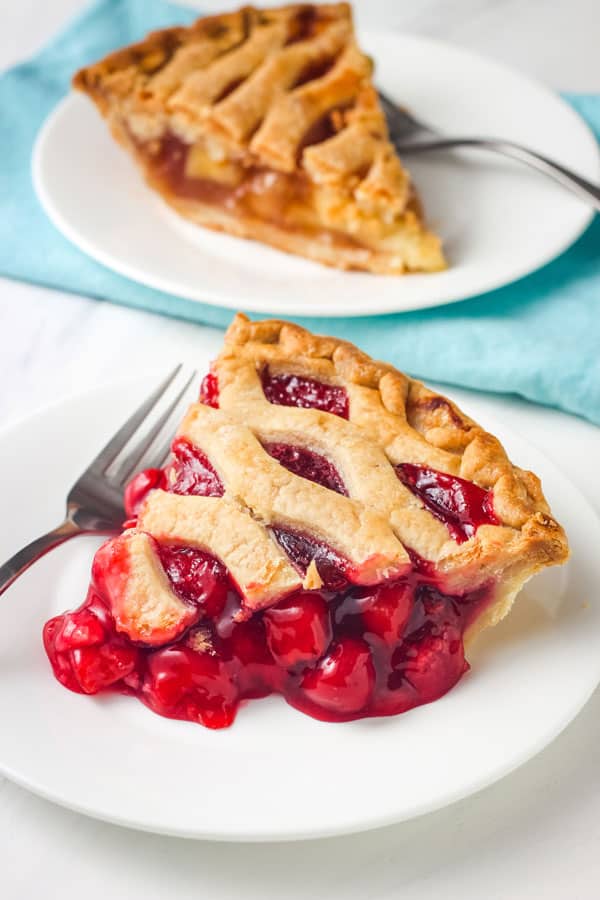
[2,0,599,424]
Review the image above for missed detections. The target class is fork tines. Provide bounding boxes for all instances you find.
[96,365,198,488]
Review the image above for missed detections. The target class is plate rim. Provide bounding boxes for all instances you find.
[1,374,600,841]
[31,29,599,319]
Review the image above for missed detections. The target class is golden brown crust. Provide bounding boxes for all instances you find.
[218,314,569,635]
[72,9,255,105]
[223,314,558,525]
[73,7,350,103]
[72,3,445,274]
[112,313,567,638]
[178,403,412,582]
[138,490,303,609]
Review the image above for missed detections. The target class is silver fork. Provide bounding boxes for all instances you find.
[0,365,197,597]
[378,90,600,212]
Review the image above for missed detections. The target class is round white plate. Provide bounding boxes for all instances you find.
[33,32,599,318]
[1,373,600,841]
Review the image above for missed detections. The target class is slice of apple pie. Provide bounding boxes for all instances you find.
[73,3,445,274]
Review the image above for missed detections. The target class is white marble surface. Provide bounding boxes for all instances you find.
[2,1,600,897]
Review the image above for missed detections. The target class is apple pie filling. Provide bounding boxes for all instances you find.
[135,130,380,250]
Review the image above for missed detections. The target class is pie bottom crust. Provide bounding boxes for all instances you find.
[464,574,531,647]
[161,193,416,274]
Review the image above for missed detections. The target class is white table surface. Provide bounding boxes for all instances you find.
[2,1,600,897]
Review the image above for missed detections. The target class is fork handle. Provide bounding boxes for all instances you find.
[398,137,600,212]
[0,518,82,597]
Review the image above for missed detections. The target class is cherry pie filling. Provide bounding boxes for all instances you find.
[44,370,499,728]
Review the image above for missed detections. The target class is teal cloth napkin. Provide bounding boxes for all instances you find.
[2,0,599,424]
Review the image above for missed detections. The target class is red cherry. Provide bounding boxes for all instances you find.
[70,643,139,694]
[145,646,194,709]
[227,618,280,695]
[199,372,219,408]
[362,583,414,645]
[157,545,229,619]
[300,637,375,714]
[144,645,237,725]
[91,536,129,598]
[261,369,349,418]
[187,648,233,696]
[123,468,166,518]
[229,619,273,667]
[395,464,499,543]
[43,616,81,692]
[84,590,115,632]
[369,683,416,718]
[264,591,332,667]
[43,592,121,694]
[190,703,236,730]
[168,438,224,497]
[264,444,347,495]
[392,626,467,704]
[53,607,106,652]
[272,529,348,590]
[42,616,61,662]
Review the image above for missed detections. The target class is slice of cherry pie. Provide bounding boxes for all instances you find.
[72,2,445,275]
[44,314,569,728]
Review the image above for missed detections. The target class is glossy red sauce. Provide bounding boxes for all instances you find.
[396,463,498,542]
[264,442,347,495]
[261,368,349,418]
[44,558,490,726]
[168,437,224,498]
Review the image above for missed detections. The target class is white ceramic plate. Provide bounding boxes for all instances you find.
[1,372,600,841]
[33,32,599,318]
